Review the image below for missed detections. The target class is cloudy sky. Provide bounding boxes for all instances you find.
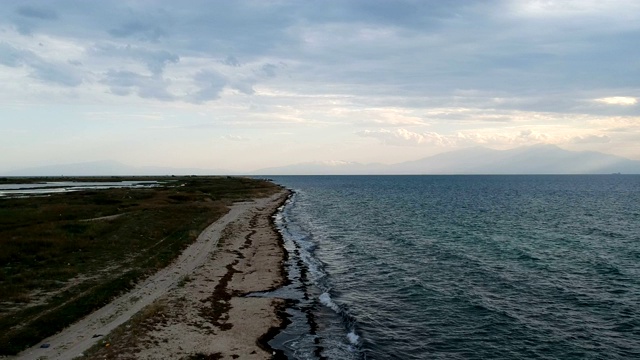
[1,0,639,172]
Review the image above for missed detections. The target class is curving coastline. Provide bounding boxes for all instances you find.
[14,190,291,360]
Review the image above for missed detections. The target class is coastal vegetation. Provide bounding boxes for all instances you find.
[0,176,280,355]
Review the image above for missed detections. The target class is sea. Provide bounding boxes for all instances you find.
[260,175,640,360]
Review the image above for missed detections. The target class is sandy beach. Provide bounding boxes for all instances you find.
[14,190,289,360]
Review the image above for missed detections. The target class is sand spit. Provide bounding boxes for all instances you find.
[13,191,289,360]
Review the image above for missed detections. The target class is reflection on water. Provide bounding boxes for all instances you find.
[0,181,159,197]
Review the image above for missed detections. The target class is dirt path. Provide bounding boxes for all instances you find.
[14,193,284,360]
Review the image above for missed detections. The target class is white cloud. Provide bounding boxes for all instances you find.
[455,130,551,147]
[222,135,249,142]
[571,134,611,144]
[505,0,640,34]
[594,97,637,106]
[357,128,451,146]
[358,127,566,150]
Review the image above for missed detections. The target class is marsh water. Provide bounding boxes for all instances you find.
[0,181,159,197]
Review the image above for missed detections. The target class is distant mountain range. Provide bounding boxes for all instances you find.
[253,160,387,175]
[253,145,640,175]
[3,145,640,176]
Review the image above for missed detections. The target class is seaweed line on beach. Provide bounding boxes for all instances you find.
[255,190,294,359]
[258,190,329,360]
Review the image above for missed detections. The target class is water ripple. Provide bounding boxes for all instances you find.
[271,175,640,359]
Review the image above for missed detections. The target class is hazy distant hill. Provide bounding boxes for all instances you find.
[392,144,640,174]
[253,160,386,175]
[3,160,230,176]
[5,145,639,176]
[254,145,640,175]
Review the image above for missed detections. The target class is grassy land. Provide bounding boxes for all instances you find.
[0,176,280,355]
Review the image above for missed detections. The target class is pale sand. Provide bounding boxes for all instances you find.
[13,191,289,360]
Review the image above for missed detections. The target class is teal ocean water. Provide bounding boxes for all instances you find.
[265,175,640,359]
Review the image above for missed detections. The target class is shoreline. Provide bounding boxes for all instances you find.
[13,190,291,360]
[262,190,327,360]
[256,191,294,359]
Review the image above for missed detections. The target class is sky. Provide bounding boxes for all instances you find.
[1,0,639,173]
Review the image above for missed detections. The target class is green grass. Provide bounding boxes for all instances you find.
[0,176,280,355]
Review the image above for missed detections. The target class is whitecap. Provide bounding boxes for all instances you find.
[347,330,360,345]
[319,292,341,313]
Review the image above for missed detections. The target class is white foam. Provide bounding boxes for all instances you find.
[347,330,360,345]
[319,292,341,313]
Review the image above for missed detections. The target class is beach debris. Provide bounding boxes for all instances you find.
[40,343,50,348]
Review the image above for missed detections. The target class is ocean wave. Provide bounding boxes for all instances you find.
[272,190,363,360]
